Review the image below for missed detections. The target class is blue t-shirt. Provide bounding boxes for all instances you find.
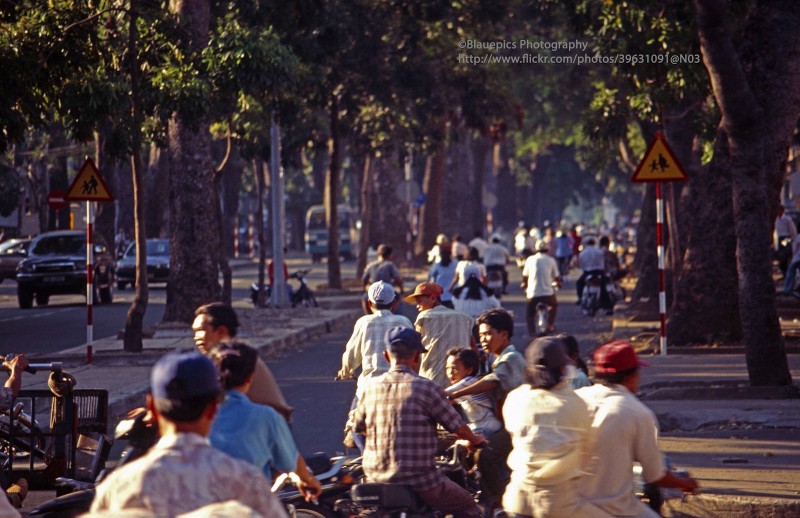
[209,389,298,483]
[429,261,457,302]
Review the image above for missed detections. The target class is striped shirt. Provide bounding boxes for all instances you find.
[353,365,464,490]
[415,305,474,388]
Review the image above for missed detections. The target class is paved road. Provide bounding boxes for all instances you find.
[271,268,616,457]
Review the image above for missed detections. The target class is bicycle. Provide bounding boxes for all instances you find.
[250,269,318,308]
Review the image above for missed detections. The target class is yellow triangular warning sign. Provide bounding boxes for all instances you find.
[631,132,688,183]
[65,158,114,201]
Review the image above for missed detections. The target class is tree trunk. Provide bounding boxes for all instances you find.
[163,0,218,323]
[415,145,446,261]
[443,125,473,239]
[668,126,740,344]
[357,155,373,278]
[325,92,342,289]
[471,132,489,237]
[695,0,796,385]
[123,0,148,352]
[144,144,169,238]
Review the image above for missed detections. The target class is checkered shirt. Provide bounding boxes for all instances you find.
[353,365,464,490]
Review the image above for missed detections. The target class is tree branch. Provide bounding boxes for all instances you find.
[694,0,762,135]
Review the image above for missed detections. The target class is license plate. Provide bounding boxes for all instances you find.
[44,276,66,283]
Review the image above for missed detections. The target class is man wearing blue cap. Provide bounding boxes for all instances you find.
[90,351,286,517]
[353,327,487,518]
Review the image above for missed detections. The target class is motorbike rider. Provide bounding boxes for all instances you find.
[483,237,511,294]
[352,327,487,518]
[576,237,611,312]
[521,240,561,335]
[361,244,404,315]
[576,341,699,517]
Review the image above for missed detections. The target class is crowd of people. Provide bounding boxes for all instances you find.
[0,223,691,518]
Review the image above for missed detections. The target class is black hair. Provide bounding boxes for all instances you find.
[468,247,480,261]
[387,343,418,360]
[212,341,259,390]
[153,394,220,422]
[453,275,492,300]
[594,366,638,385]
[195,302,240,338]
[476,308,514,338]
[379,245,393,258]
[439,246,452,267]
[557,333,589,375]
[447,347,480,376]
[599,236,610,247]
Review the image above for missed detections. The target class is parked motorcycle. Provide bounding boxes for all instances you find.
[251,269,319,308]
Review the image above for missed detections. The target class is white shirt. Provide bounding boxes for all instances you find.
[522,252,559,298]
[576,383,666,517]
[452,290,500,318]
[502,382,592,515]
[483,243,510,266]
[446,376,502,436]
[341,310,414,393]
[454,260,486,286]
[578,246,605,272]
[91,432,287,517]
[468,237,489,258]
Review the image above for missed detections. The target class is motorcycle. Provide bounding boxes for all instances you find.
[533,301,551,337]
[634,459,693,513]
[485,267,504,299]
[581,272,604,317]
[333,444,479,518]
[28,412,158,517]
[251,269,319,308]
[274,452,364,518]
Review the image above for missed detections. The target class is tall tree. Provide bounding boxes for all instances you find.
[694,0,799,385]
[163,0,219,323]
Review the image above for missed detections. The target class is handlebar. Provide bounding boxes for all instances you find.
[0,355,63,375]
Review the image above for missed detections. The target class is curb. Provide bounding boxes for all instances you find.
[664,493,800,517]
[104,308,361,426]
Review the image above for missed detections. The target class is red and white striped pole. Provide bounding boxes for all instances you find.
[86,201,94,364]
[248,214,255,257]
[234,222,240,258]
[655,182,667,356]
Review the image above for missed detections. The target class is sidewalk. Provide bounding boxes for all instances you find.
[25,296,363,427]
[611,310,800,517]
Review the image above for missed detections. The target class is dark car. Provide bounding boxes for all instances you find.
[116,239,170,289]
[0,238,31,283]
[16,230,115,309]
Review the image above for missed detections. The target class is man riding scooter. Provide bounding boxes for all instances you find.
[576,237,612,314]
[483,237,511,295]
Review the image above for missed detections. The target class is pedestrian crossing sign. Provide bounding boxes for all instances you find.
[631,132,688,183]
[65,157,114,201]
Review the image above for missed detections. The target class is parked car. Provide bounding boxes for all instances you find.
[16,231,115,309]
[0,238,31,283]
[116,239,170,289]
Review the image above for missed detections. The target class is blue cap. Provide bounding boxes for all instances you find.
[151,351,221,401]
[385,326,427,353]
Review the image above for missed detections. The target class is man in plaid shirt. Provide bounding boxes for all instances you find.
[353,327,487,518]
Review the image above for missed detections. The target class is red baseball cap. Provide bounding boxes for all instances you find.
[593,340,650,375]
[404,282,444,303]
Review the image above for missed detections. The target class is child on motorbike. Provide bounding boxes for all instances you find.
[444,347,502,436]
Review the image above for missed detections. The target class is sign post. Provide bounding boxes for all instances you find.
[631,132,688,356]
[64,158,114,363]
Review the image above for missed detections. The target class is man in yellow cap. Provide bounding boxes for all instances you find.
[405,282,473,388]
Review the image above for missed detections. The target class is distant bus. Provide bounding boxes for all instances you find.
[304,205,359,262]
